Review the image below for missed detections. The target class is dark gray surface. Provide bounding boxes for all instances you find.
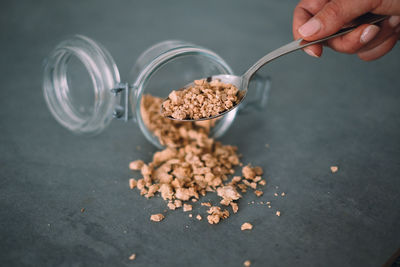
[1,0,399,266]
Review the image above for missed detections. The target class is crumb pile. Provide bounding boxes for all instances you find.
[129,94,266,224]
[161,79,242,120]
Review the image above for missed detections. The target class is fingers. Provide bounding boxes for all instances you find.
[325,24,380,54]
[293,0,329,57]
[357,33,399,61]
[357,18,399,52]
[298,0,376,40]
[297,0,400,41]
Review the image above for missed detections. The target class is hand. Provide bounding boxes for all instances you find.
[293,0,400,61]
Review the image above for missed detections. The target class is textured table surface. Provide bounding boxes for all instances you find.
[1,0,399,266]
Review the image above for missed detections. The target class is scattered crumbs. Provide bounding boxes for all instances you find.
[196,214,202,220]
[150,214,165,222]
[241,222,253,231]
[80,208,85,213]
[251,201,254,204]
[183,204,192,212]
[188,214,193,218]
[276,211,281,217]
[167,202,176,210]
[174,200,182,208]
[129,253,136,261]
[259,180,266,186]
[331,166,338,173]
[268,205,271,208]
[191,198,198,202]
[260,201,264,204]
[274,193,278,197]
[207,206,230,224]
[244,260,251,267]
[281,192,286,197]
[266,201,271,205]
[201,202,212,207]
[129,178,137,189]
[230,202,239,213]
[129,160,144,171]
[254,190,263,197]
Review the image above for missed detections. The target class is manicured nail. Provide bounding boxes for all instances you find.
[303,47,319,58]
[298,18,321,37]
[360,25,380,44]
[388,16,400,28]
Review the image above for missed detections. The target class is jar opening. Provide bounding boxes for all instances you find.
[43,35,120,134]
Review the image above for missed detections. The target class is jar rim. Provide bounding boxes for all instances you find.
[43,35,120,134]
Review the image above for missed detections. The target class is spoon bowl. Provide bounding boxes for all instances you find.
[160,74,247,121]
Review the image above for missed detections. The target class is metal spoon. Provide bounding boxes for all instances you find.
[162,13,387,121]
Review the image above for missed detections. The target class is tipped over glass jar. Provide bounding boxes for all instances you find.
[43,35,270,148]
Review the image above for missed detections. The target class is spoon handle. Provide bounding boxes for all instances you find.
[243,13,388,82]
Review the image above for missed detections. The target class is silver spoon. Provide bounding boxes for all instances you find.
[162,13,387,121]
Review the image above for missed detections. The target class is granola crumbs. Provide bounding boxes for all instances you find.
[183,204,192,212]
[201,202,212,207]
[196,214,202,220]
[330,166,338,173]
[129,160,144,170]
[207,206,230,224]
[150,214,165,222]
[129,178,137,189]
[162,79,242,120]
[129,253,136,261]
[244,260,251,267]
[276,211,281,217]
[254,190,263,197]
[241,222,253,231]
[230,202,239,213]
[258,179,266,186]
[167,202,176,210]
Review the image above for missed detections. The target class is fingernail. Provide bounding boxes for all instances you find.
[304,47,319,58]
[298,18,321,37]
[360,25,380,44]
[388,16,400,28]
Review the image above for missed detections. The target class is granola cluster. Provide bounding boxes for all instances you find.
[130,94,265,224]
[161,79,242,120]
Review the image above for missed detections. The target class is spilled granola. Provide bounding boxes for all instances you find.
[130,94,266,224]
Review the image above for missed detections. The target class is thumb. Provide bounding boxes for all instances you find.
[297,0,400,40]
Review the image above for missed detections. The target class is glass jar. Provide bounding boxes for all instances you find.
[43,35,270,148]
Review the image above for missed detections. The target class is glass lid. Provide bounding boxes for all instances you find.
[43,35,120,135]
